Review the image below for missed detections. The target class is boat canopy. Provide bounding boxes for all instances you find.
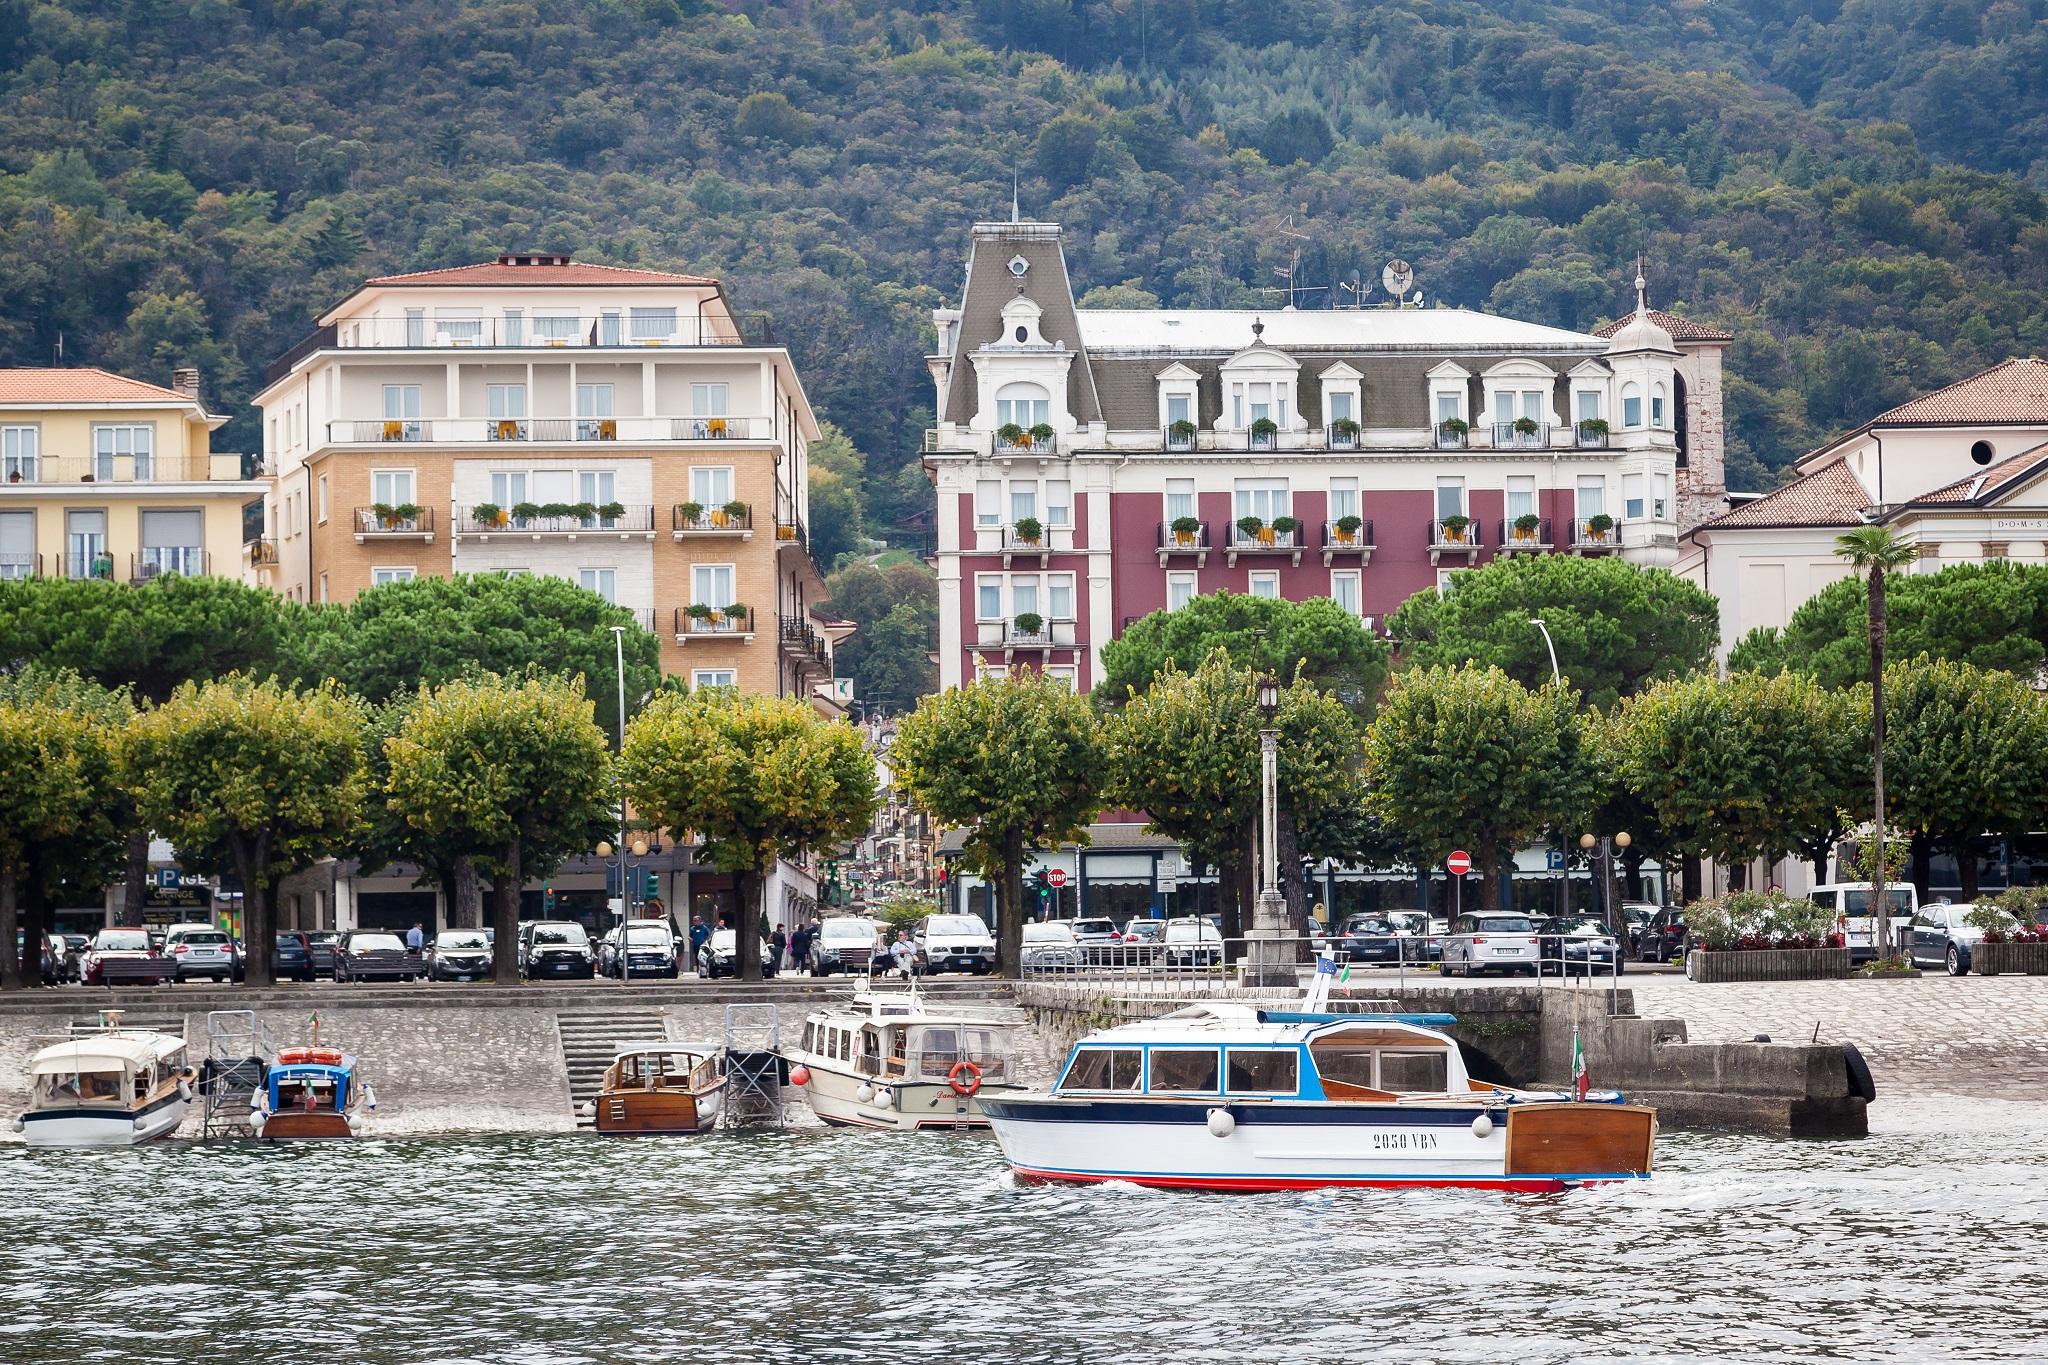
[268,1061,353,1110]
[30,1034,184,1076]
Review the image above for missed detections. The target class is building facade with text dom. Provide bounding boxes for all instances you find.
[924,220,1728,920]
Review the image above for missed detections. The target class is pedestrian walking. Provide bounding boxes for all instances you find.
[405,921,425,956]
[689,915,710,954]
[770,922,788,975]
[789,921,813,976]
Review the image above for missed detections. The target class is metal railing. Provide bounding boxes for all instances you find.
[354,506,434,536]
[1575,422,1611,449]
[674,606,756,637]
[994,432,1056,456]
[1002,524,1061,552]
[1572,518,1619,551]
[456,504,653,534]
[1492,422,1550,449]
[1497,517,1553,551]
[1434,424,1469,450]
[245,539,279,567]
[673,502,752,533]
[776,517,809,554]
[1,454,224,484]
[628,607,657,632]
[131,547,209,581]
[1163,426,1197,452]
[1429,518,1481,549]
[1322,519,1374,552]
[0,554,41,580]
[1228,522,1298,550]
[65,551,116,580]
[779,615,830,668]
[1158,520,1209,553]
[285,311,773,357]
[327,415,769,445]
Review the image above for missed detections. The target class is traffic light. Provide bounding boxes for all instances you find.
[641,870,659,899]
[542,885,555,913]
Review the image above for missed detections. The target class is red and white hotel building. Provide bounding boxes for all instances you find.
[925,221,1729,691]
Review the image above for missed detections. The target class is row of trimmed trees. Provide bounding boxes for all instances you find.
[0,671,875,991]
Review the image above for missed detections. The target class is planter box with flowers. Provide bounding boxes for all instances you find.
[1167,418,1197,451]
[1249,416,1279,451]
[1333,514,1364,545]
[1681,891,1853,982]
[1170,515,1202,548]
[1967,893,2048,974]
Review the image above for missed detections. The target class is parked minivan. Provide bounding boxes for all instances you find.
[1807,882,1917,963]
[1440,912,1542,977]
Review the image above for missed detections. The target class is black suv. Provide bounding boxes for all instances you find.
[1636,907,1689,964]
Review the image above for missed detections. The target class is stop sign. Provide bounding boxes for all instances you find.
[1047,868,1068,888]
[1446,850,1472,876]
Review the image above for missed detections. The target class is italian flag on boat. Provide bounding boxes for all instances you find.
[1572,1023,1590,1102]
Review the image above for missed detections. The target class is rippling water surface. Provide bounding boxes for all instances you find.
[3,1099,2045,1363]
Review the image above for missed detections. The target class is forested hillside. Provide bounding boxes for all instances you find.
[5,0,2048,526]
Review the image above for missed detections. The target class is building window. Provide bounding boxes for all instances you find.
[973,660,1008,682]
[1328,478,1358,522]
[975,575,1003,621]
[1327,390,1354,425]
[435,310,483,344]
[1165,393,1192,430]
[1651,383,1667,428]
[534,312,577,344]
[371,469,415,507]
[1047,573,1075,621]
[1576,476,1606,519]
[598,310,622,346]
[1574,389,1603,423]
[1653,472,1670,520]
[502,309,524,346]
[1045,479,1071,528]
[630,307,678,342]
[383,385,422,420]
[1436,568,1456,596]
[487,384,527,420]
[1167,572,1197,612]
[692,563,735,608]
[0,510,34,579]
[1229,381,1286,430]
[995,382,1049,430]
[1233,480,1289,524]
[490,470,527,508]
[316,475,329,524]
[93,425,153,480]
[66,509,107,580]
[318,572,329,602]
[577,470,616,519]
[1330,570,1361,616]
[1434,391,1462,426]
[1623,473,1646,520]
[692,669,738,690]
[1506,475,1536,523]
[1010,578,1038,622]
[1165,479,1195,525]
[405,308,426,346]
[1043,665,1078,689]
[691,383,729,416]
[1009,482,1037,525]
[1622,383,1643,429]
[1248,571,1279,600]
[690,466,734,508]
[1435,477,1465,520]
[579,568,616,602]
[576,385,615,438]
[371,566,416,587]
[976,479,1002,529]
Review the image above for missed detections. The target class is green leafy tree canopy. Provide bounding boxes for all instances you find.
[1098,591,1389,712]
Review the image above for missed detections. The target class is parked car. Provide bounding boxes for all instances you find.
[304,931,342,979]
[1620,902,1661,953]
[517,921,595,979]
[1808,882,1917,963]
[598,923,680,979]
[918,914,997,975]
[163,922,236,983]
[80,928,172,986]
[1070,917,1124,964]
[1160,916,1224,969]
[1120,917,1166,965]
[809,916,882,976]
[426,929,493,982]
[1636,907,1690,964]
[1439,913,1542,977]
[269,933,315,982]
[1536,915,1624,976]
[1331,914,1413,966]
[1019,921,1081,972]
[1908,902,1986,977]
[1385,911,1444,963]
[696,928,772,979]
[336,931,419,982]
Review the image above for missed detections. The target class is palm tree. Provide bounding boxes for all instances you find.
[1835,525,1916,959]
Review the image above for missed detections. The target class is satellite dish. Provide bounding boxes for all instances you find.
[1383,260,1415,299]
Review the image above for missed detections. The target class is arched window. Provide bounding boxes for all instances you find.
[996,382,1050,430]
[1651,382,1667,428]
[1622,382,1644,429]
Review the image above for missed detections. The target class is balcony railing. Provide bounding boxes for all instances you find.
[270,313,775,381]
[1157,520,1209,554]
[1572,519,1620,553]
[457,504,653,536]
[627,607,656,633]
[776,517,810,555]
[1434,424,1469,450]
[0,553,41,580]
[1497,518,1553,553]
[1326,426,1361,451]
[131,547,209,582]
[993,431,1056,457]
[1575,422,1611,450]
[674,606,757,639]
[66,552,117,580]
[1321,519,1375,557]
[672,502,753,534]
[245,538,279,567]
[354,506,435,537]
[327,415,770,446]
[779,615,831,670]
[1492,422,1550,449]
[1227,523,1298,551]
[1429,518,1481,552]
[1,454,234,485]
[1163,426,1196,452]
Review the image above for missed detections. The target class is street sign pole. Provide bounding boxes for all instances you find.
[1446,850,1471,920]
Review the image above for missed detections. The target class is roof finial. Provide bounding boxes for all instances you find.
[1011,172,1019,225]
[1634,254,1648,314]
[1251,316,1264,341]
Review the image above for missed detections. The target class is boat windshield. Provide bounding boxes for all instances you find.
[909,1024,1011,1081]
[33,1070,130,1105]
[270,1070,348,1111]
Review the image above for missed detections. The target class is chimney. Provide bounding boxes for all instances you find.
[495,252,574,267]
[171,366,201,403]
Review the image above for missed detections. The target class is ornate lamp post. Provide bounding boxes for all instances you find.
[1246,672,1297,987]
[1579,830,1632,939]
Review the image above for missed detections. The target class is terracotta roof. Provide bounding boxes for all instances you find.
[1593,308,1732,342]
[1699,459,1871,530]
[0,368,193,404]
[365,256,717,288]
[1869,357,2048,426]
[1908,442,2048,506]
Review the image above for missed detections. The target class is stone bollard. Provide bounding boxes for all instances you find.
[1243,928,1301,988]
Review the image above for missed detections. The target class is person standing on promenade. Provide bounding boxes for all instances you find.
[770,922,788,976]
[789,921,813,976]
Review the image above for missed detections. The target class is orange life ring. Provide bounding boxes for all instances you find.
[947,1060,983,1097]
[278,1047,343,1066]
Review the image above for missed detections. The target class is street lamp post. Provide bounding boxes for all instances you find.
[1529,618,1561,686]
[1245,672,1297,987]
[1579,830,1631,940]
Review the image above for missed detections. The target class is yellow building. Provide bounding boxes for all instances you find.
[0,368,262,584]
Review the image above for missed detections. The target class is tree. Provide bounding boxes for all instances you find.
[1098,592,1389,712]
[1882,657,2048,901]
[1385,555,1720,711]
[1256,107,1335,166]
[1837,526,1918,957]
[1610,670,1868,887]
[823,560,937,714]
[891,674,1103,977]
[621,690,875,980]
[122,677,367,987]
[0,687,108,990]
[1361,667,1593,911]
[384,675,615,982]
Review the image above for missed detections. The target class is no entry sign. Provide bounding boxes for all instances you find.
[1046,868,1068,888]
[1446,850,1472,876]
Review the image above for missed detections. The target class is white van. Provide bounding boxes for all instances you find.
[1808,882,1917,962]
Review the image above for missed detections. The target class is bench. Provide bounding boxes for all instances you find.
[98,956,178,987]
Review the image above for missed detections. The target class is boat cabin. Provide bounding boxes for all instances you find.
[607,1048,720,1092]
[267,1062,354,1115]
[798,1014,1014,1086]
[1051,1008,1473,1101]
[30,1037,185,1112]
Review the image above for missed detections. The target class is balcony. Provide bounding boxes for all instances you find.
[1320,519,1375,567]
[353,506,436,542]
[993,430,1056,459]
[65,552,116,580]
[455,505,655,540]
[1225,520,1302,568]
[1001,523,1058,567]
[1326,425,1361,451]
[268,313,776,382]
[778,615,831,672]
[1571,518,1621,555]
[1428,518,1482,565]
[975,618,1080,661]
[325,415,771,446]
[0,454,246,485]
[1575,422,1612,450]
[131,547,209,582]
[1496,518,1554,554]
[1163,426,1196,453]
[1434,424,1470,450]
[1156,519,1210,568]
[672,502,753,538]
[628,607,657,633]
[1492,422,1550,450]
[673,606,757,643]
[245,538,279,568]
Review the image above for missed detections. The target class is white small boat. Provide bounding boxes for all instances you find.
[14,1026,194,1148]
[783,988,1027,1131]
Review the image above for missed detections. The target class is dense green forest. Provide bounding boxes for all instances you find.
[5,0,2048,527]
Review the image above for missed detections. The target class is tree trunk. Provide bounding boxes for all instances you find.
[236,836,275,989]
[1910,837,1932,904]
[122,831,149,928]
[999,827,1025,981]
[1623,846,1644,901]
[1954,836,1979,902]
[1869,568,1890,957]
[451,856,483,930]
[1216,854,1242,945]
[1682,855,1702,904]
[1276,805,1310,935]
[1477,827,1503,915]
[492,838,521,984]
[733,860,764,982]
[0,860,24,991]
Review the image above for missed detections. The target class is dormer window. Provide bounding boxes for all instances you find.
[1319,362,1363,448]
[996,382,1050,429]
[1156,362,1201,448]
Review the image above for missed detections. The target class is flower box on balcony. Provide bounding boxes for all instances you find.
[1972,940,2048,975]
[1684,947,1853,983]
[1439,516,1470,544]
[1170,515,1201,547]
[1333,515,1362,545]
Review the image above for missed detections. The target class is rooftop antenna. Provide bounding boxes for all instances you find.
[52,332,63,366]
[1338,269,1365,309]
[1271,215,1312,308]
[1381,259,1416,308]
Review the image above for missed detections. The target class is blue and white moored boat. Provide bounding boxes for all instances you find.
[14,1026,194,1148]
[981,969,1656,1192]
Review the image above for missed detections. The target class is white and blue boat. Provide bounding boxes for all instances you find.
[981,979,1656,1192]
[14,1028,194,1148]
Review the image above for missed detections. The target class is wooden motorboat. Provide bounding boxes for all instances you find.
[13,1023,194,1148]
[782,988,1027,1131]
[252,1046,375,1140]
[587,1046,727,1134]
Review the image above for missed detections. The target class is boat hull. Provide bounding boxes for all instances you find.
[593,1082,725,1135]
[789,1054,1017,1132]
[20,1094,188,1148]
[980,1097,1655,1192]
[258,1111,358,1140]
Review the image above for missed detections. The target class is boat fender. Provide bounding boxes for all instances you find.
[1206,1108,1235,1138]
[133,1116,148,1130]
[581,1101,596,1117]
[244,1111,263,1128]
[177,1079,194,1102]
[877,1087,895,1110]
[1471,1113,1495,1139]
[1841,1042,1877,1105]
[855,1083,874,1104]
[8,1117,21,1134]
[788,1066,811,1088]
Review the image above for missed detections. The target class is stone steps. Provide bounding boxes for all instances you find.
[556,1011,674,1127]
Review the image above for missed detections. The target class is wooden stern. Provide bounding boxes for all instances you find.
[260,1111,355,1140]
[595,1088,705,1134]
[1503,1103,1656,1177]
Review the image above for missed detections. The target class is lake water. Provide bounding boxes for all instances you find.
[3,1099,2043,1363]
